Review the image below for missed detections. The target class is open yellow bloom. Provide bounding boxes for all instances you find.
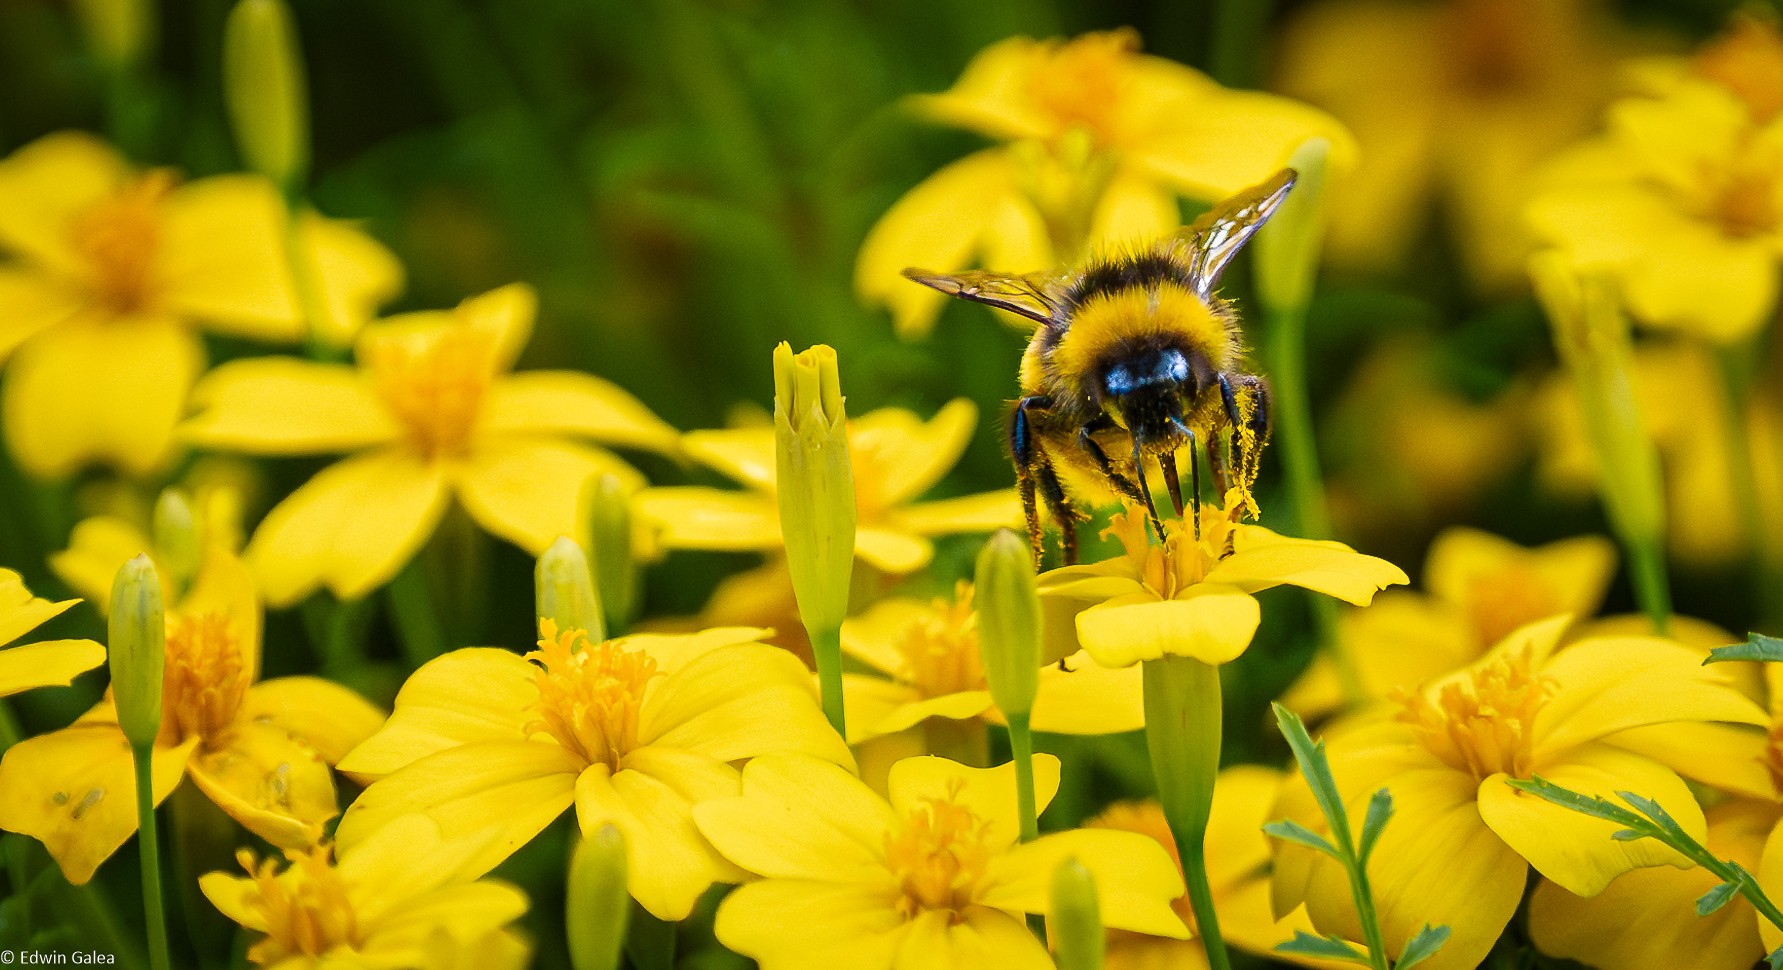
[334,621,852,920]
[1038,501,1406,669]
[858,30,1351,336]
[1528,18,1783,343]
[693,752,1188,970]
[0,131,400,477]
[636,399,1019,576]
[1284,526,1616,719]
[0,549,384,883]
[201,814,530,970]
[0,569,105,697]
[183,283,681,605]
[1271,616,1767,970]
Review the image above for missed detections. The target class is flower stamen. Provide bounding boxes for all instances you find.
[883,782,993,922]
[525,621,658,772]
[1399,649,1554,781]
[71,171,174,313]
[364,327,498,458]
[238,846,359,965]
[162,611,249,746]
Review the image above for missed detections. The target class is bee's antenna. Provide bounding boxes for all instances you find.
[1131,440,1166,542]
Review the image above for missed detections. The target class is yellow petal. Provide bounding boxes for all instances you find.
[633,487,783,552]
[199,871,269,932]
[885,491,1024,537]
[0,268,85,360]
[1091,167,1181,244]
[48,515,152,608]
[894,906,1053,970]
[240,676,386,765]
[1204,535,1408,605]
[842,677,926,743]
[627,626,775,678]
[155,174,303,341]
[0,726,196,884]
[2,314,203,478]
[0,569,77,646]
[246,447,449,606]
[362,882,531,962]
[336,813,498,916]
[1130,89,1355,200]
[1075,586,1260,668]
[855,527,933,574]
[695,752,893,882]
[297,211,404,347]
[0,639,107,697]
[887,755,1061,850]
[1534,637,1767,761]
[185,720,340,848]
[479,372,680,456]
[1424,529,1617,623]
[1604,721,1774,801]
[0,131,129,277]
[855,400,977,508]
[1281,594,1478,720]
[183,357,399,453]
[454,438,643,556]
[680,425,775,491]
[335,648,535,777]
[1027,653,1144,734]
[980,829,1188,937]
[641,643,852,767]
[841,598,933,676]
[333,740,580,878]
[859,688,995,741]
[713,880,908,970]
[1478,744,1700,896]
[578,751,743,920]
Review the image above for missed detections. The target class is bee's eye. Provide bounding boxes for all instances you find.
[1103,348,1190,398]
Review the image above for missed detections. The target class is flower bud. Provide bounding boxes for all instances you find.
[536,537,604,642]
[74,0,154,70]
[1254,138,1330,315]
[109,555,165,749]
[1050,857,1105,970]
[152,488,201,599]
[773,342,856,635]
[223,0,310,190]
[583,474,637,636]
[566,823,630,970]
[975,529,1042,719]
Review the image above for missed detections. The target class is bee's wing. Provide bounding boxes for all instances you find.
[901,268,1061,328]
[1169,168,1298,299]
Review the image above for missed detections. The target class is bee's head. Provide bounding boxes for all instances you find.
[1099,344,1210,453]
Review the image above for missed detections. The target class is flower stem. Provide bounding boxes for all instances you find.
[809,624,847,740]
[132,744,172,970]
[387,559,448,669]
[1626,532,1672,637]
[1715,345,1783,634]
[1143,656,1229,970]
[1006,712,1039,843]
[1347,848,1390,970]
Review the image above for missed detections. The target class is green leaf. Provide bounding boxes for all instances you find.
[1359,788,1394,863]
[1395,924,1452,970]
[1767,943,1783,970]
[1272,703,1355,856]
[1705,633,1783,665]
[1275,930,1368,964]
[1610,828,1644,841]
[1264,819,1340,859]
[1505,777,1644,828]
[1697,880,1740,916]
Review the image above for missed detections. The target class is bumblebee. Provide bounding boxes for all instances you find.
[903,168,1296,564]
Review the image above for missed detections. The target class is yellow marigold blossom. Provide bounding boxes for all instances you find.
[0,131,401,478]
[1037,500,1407,669]
[635,399,1019,576]
[0,569,105,697]
[183,283,681,605]
[841,582,1143,745]
[0,549,385,884]
[333,621,853,921]
[1284,527,1616,719]
[692,752,1188,970]
[1275,0,1631,289]
[201,814,531,970]
[858,30,1352,337]
[1271,617,1767,970]
[1528,18,1783,343]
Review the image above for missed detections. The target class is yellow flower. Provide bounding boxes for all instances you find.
[1271,617,1767,970]
[635,398,1019,576]
[692,752,1189,970]
[0,548,385,883]
[857,30,1351,337]
[0,569,105,698]
[51,483,246,612]
[1528,18,1783,343]
[0,131,401,477]
[1037,500,1406,668]
[201,814,531,970]
[1274,0,1632,289]
[1283,526,1617,719]
[183,283,681,606]
[841,582,1143,747]
[333,621,852,920]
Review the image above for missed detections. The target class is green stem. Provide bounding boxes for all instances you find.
[387,560,448,669]
[1347,853,1390,970]
[810,624,847,740]
[279,194,343,362]
[133,745,172,970]
[1715,346,1783,634]
[1006,713,1039,843]
[1142,656,1229,970]
[1626,532,1672,637]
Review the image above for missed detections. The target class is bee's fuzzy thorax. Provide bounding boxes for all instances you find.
[1046,282,1237,403]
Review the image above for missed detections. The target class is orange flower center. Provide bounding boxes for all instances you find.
[525,621,658,772]
[1699,147,1783,239]
[71,171,173,313]
[364,327,498,458]
[237,846,360,965]
[1695,15,1783,124]
[1399,649,1554,780]
[1104,500,1242,601]
[1026,30,1140,145]
[1460,569,1562,649]
[162,610,249,746]
[884,784,993,921]
[894,583,987,698]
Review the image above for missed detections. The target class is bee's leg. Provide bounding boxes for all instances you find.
[1076,427,1148,509]
[1009,396,1052,564]
[1229,374,1272,494]
[1129,439,1167,541]
[1169,421,1202,540]
[1218,372,1248,475]
[1159,450,1186,518]
[1035,460,1079,565]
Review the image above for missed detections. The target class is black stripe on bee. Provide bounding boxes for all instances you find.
[1061,251,1192,311]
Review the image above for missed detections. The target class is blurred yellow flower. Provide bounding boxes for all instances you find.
[0,131,401,477]
[858,30,1352,336]
[1528,17,1783,343]
[183,283,681,605]
[51,485,245,613]
[201,814,531,970]
[0,548,384,883]
[334,621,852,920]
[1038,501,1406,669]
[693,752,1189,970]
[635,398,1019,576]
[1272,617,1766,970]
[0,569,105,698]
[1284,527,1617,719]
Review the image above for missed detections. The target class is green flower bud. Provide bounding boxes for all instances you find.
[151,488,200,599]
[583,474,637,636]
[1254,138,1331,315]
[567,824,630,970]
[975,529,1041,719]
[536,537,604,642]
[110,554,165,750]
[74,0,154,70]
[223,0,311,190]
[1050,857,1105,970]
[773,342,856,635]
